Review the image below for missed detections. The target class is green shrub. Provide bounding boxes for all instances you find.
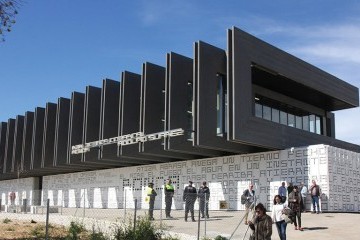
[89,224,107,240]
[31,225,45,238]
[3,218,11,224]
[66,221,86,240]
[201,237,212,240]
[113,216,162,240]
[6,226,15,231]
[162,235,181,240]
[214,235,228,240]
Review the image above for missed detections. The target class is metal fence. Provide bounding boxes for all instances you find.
[0,189,259,240]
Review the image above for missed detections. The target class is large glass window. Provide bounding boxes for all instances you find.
[186,81,193,140]
[309,115,315,133]
[295,116,302,129]
[316,116,322,134]
[271,109,280,123]
[255,103,262,118]
[254,95,323,135]
[288,114,295,127]
[280,111,287,125]
[303,116,309,131]
[216,74,227,136]
[263,106,271,121]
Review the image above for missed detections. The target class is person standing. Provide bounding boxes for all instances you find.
[288,186,303,231]
[146,182,157,220]
[309,179,321,214]
[183,181,197,222]
[287,182,294,196]
[300,182,308,212]
[242,183,255,225]
[164,178,175,218]
[278,182,287,203]
[9,191,16,205]
[272,195,288,240]
[248,203,272,240]
[198,181,210,218]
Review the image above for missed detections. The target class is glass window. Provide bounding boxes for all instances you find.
[302,116,309,131]
[187,82,193,140]
[309,115,315,133]
[272,109,280,123]
[255,103,262,118]
[216,74,226,136]
[315,116,321,134]
[288,114,295,127]
[263,106,271,121]
[253,94,325,136]
[295,116,302,129]
[280,111,287,125]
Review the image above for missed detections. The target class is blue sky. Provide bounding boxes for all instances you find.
[1,0,360,145]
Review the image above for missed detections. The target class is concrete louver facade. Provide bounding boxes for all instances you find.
[0,27,359,182]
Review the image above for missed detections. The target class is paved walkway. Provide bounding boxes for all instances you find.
[1,209,359,239]
[156,210,360,239]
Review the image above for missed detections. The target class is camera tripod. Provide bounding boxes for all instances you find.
[229,198,257,240]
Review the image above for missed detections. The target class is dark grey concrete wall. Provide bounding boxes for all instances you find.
[42,103,57,168]
[31,108,45,170]
[68,92,85,165]
[99,79,120,160]
[21,111,34,174]
[0,122,8,175]
[3,119,15,174]
[54,98,70,166]
[11,115,24,173]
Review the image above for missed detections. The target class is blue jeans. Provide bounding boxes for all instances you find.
[275,220,287,240]
[312,195,320,212]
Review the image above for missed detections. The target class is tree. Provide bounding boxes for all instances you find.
[0,0,22,42]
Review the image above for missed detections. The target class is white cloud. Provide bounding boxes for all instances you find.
[250,20,360,145]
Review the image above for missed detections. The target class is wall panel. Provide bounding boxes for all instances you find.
[31,108,45,170]
[11,115,24,173]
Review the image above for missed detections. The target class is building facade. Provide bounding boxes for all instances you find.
[0,27,359,211]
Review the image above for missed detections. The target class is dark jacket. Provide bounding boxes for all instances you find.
[249,214,272,240]
[288,191,301,212]
[310,184,321,196]
[183,185,197,201]
[198,186,210,200]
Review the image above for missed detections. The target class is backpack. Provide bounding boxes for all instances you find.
[241,189,248,204]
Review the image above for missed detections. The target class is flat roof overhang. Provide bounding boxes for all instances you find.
[251,64,359,111]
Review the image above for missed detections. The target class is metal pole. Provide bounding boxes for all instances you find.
[61,190,63,215]
[133,198,137,232]
[45,199,50,240]
[124,189,127,222]
[229,210,247,240]
[160,187,163,229]
[197,199,201,240]
[83,190,86,218]
[204,193,207,237]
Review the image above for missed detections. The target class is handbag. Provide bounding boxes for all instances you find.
[282,213,293,224]
[241,194,247,204]
[282,207,294,224]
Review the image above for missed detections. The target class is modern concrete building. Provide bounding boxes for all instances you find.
[0,27,359,212]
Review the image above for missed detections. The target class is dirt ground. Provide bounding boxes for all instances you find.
[0,218,68,239]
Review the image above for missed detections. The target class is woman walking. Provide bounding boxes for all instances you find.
[288,185,303,231]
[248,203,272,240]
[271,195,288,240]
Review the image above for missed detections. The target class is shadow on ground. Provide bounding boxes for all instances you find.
[304,227,328,231]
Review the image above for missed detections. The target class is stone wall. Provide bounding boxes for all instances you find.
[0,177,39,205]
[1,144,359,212]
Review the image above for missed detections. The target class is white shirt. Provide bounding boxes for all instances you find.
[300,185,308,198]
[272,203,287,222]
